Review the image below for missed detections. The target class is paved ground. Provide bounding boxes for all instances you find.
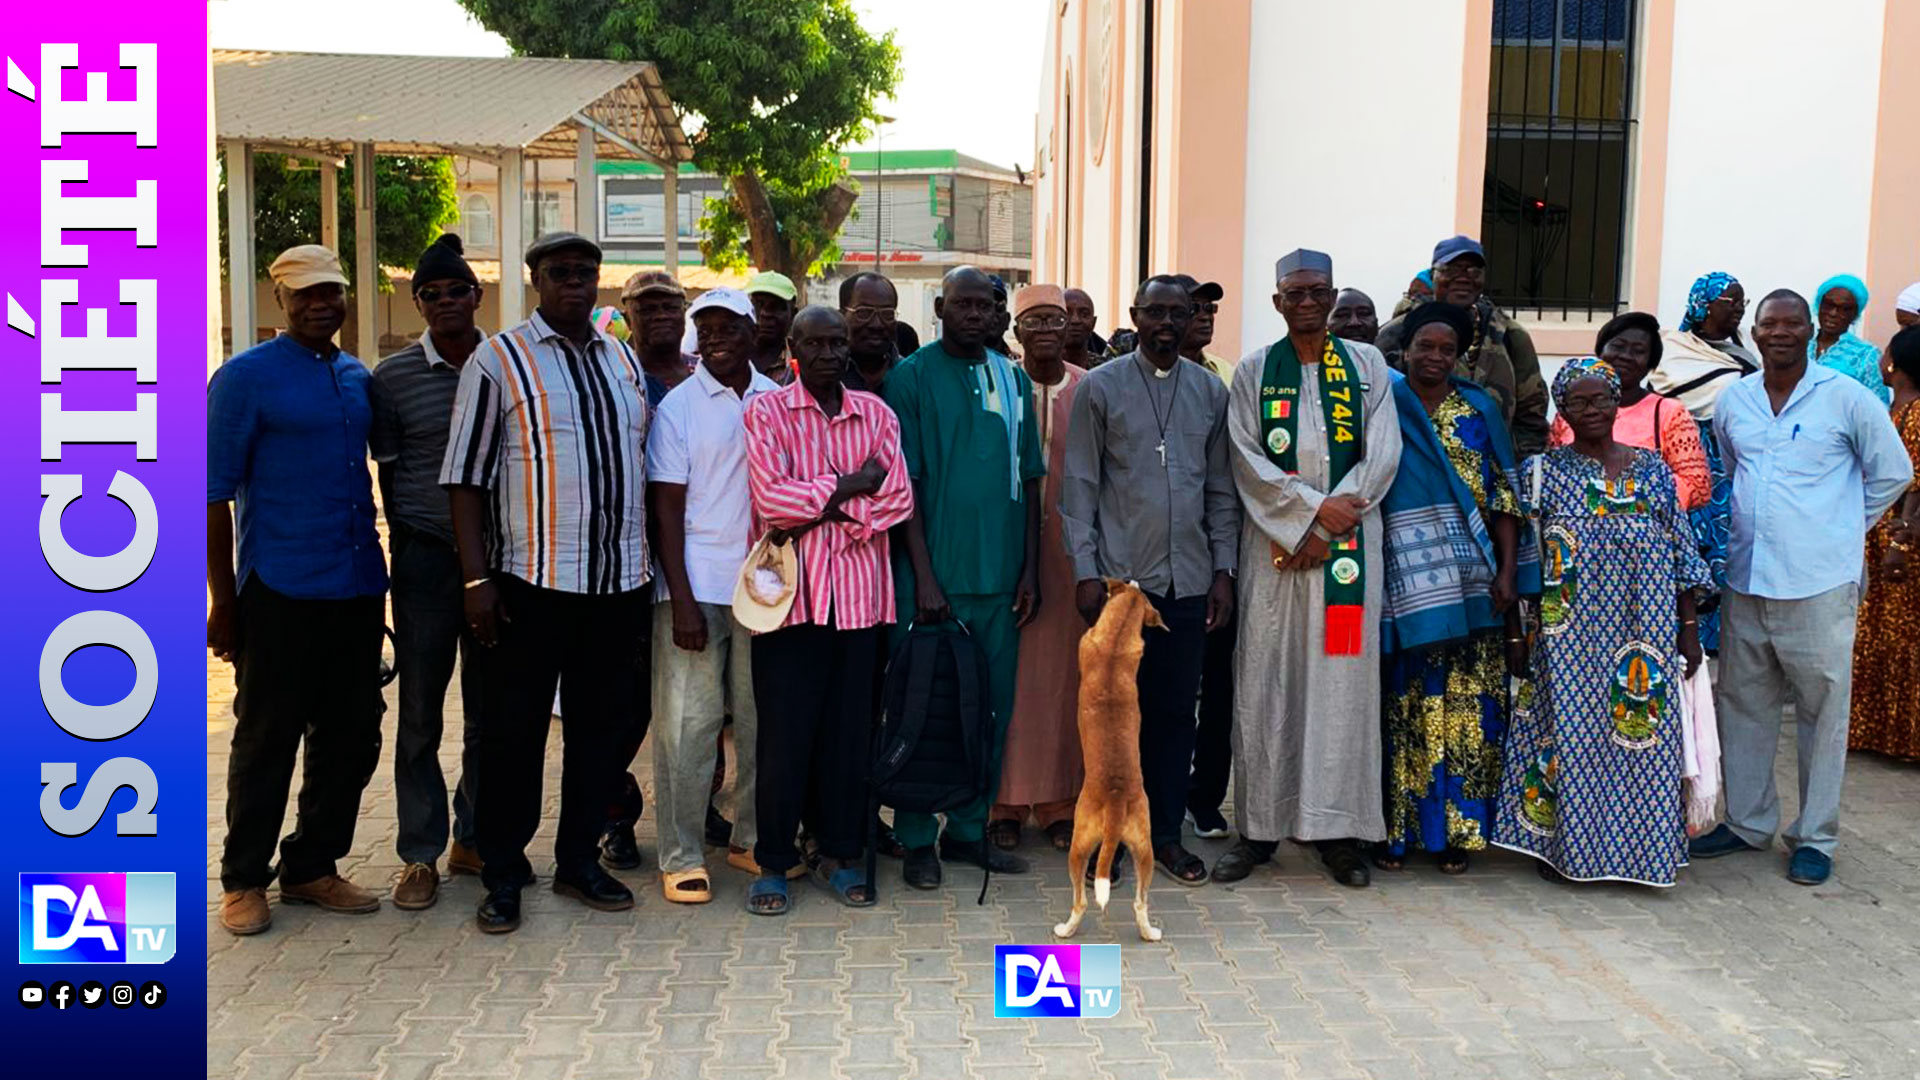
[209,636,1920,1080]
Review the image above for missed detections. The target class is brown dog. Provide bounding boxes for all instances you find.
[1054,579,1165,942]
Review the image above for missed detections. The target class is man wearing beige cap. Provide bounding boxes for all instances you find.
[621,269,700,407]
[746,270,799,386]
[209,244,390,935]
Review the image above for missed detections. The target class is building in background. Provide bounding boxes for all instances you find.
[236,147,1031,352]
[1033,0,1919,362]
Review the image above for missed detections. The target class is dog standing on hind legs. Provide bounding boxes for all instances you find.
[1054,580,1165,943]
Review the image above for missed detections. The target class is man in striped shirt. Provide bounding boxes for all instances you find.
[742,306,915,914]
[440,232,653,934]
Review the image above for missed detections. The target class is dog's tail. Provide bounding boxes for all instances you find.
[1093,842,1116,910]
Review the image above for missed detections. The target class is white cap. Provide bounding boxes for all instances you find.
[687,287,756,322]
[1898,281,1920,315]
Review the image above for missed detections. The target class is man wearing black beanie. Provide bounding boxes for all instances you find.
[370,232,490,911]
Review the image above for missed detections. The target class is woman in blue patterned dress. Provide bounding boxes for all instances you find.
[1494,359,1708,887]
[1377,303,1538,875]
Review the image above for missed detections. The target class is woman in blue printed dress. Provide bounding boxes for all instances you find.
[1494,358,1708,887]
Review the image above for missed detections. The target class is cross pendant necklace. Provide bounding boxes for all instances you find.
[1135,355,1182,470]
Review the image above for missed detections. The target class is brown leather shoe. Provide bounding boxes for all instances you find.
[279,874,381,914]
[447,841,483,877]
[391,863,440,911]
[219,888,271,936]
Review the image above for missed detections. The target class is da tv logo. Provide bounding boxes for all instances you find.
[18,873,176,964]
[993,944,1121,1018]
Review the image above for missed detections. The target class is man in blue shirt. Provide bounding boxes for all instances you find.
[209,245,391,935]
[1690,288,1912,886]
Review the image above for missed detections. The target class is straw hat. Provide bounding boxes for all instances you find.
[732,535,800,633]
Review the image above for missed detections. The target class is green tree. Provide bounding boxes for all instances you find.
[217,152,461,288]
[454,0,900,281]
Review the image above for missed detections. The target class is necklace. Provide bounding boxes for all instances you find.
[1134,354,1182,467]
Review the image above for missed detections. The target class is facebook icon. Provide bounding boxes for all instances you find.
[993,944,1122,1018]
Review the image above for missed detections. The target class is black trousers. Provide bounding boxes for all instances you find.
[474,576,651,888]
[1140,593,1210,847]
[1187,612,1238,816]
[220,579,385,891]
[388,525,483,865]
[751,623,880,875]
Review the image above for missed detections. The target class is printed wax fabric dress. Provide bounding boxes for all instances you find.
[1848,399,1920,760]
[1382,391,1524,858]
[1493,447,1709,886]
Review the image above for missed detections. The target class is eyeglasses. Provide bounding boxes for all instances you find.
[1131,304,1193,321]
[1016,313,1068,331]
[540,263,600,284]
[1558,391,1617,415]
[417,282,477,303]
[1435,262,1486,280]
[1278,286,1334,305]
[845,306,896,325]
[1192,301,1219,315]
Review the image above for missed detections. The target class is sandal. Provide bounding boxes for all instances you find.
[746,874,789,916]
[813,861,876,908]
[661,868,712,905]
[1437,848,1470,876]
[727,846,808,880]
[987,818,1022,851]
[1044,821,1075,852]
[1371,843,1405,872]
[1154,844,1209,887]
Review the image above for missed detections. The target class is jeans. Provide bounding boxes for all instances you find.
[220,579,385,891]
[473,576,651,889]
[388,525,481,865]
[1717,584,1860,856]
[752,622,880,875]
[651,600,758,873]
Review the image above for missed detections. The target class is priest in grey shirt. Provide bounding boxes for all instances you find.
[1059,273,1241,886]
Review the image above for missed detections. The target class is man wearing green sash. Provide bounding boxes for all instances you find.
[1212,249,1402,889]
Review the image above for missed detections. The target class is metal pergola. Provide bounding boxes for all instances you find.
[212,49,694,360]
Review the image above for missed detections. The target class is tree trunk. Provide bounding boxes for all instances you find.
[730,170,792,278]
[731,170,860,283]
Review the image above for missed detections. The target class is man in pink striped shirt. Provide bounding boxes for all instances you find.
[741,306,915,914]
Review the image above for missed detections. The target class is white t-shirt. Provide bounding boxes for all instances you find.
[646,363,782,605]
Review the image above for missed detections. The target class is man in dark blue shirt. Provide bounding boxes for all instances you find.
[209,244,390,937]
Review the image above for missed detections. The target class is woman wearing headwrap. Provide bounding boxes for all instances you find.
[1810,274,1891,404]
[1848,325,1920,760]
[1376,303,1539,875]
[1492,358,1708,887]
[1896,282,1920,330]
[1391,270,1436,319]
[1650,271,1757,654]
[1549,312,1709,510]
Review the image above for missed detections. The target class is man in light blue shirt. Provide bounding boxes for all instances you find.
[1690,289,1912,886]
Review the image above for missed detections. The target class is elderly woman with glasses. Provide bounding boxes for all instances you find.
[1492,359,1708,888]
[1549,312,1710,511]
[1810,274,1890,404]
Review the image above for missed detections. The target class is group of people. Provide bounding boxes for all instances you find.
[209,224,1918,938]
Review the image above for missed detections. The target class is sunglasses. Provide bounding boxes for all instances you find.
[541,263,601,284]
[416,282,477,303]
[1192,301,1219,315]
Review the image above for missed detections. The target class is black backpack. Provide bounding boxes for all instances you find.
[865,619,994,896]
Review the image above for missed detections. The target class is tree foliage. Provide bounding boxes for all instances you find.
[454,0,900,281]
[217,152,460,288]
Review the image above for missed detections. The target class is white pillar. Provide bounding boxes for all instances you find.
[222,139,255,358]
[662,164,679,277]
[575,127,598,239]
[319,160,339,251]
[352,142,377,363]
[499,148,526,327]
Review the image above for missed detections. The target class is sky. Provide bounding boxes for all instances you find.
[208,0,1048,170]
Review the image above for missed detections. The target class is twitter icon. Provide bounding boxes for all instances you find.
[80,981,106,1009]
